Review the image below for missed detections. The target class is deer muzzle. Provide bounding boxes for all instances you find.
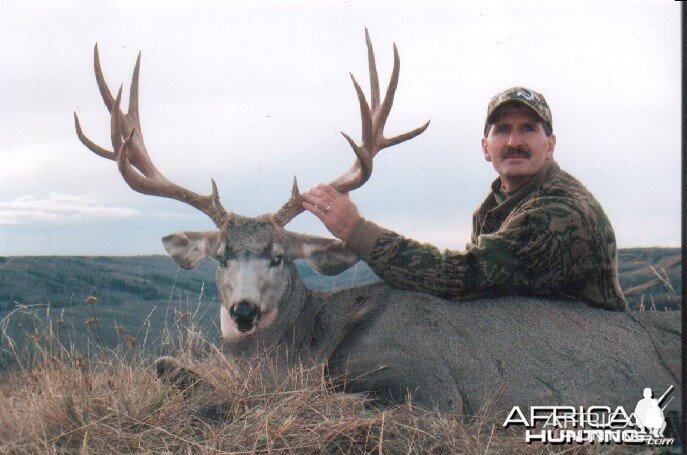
[229,301,260,332]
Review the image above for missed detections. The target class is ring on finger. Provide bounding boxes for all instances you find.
[323,204,332,213]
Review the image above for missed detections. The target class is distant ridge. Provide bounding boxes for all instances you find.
[0,256,380,310]
[0,247,680,311]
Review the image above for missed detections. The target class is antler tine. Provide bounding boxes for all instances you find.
[111,85,124,155]
[76,46,228,228]
[74,113,116,159]
[73,44,121,160]
[365,28,380,110]
[272,177,302,227]
[113,51,156,178]
[377,44,400,135]
[94,44,116,113]
[383,119,431,148]
[272,30,429,228]
[128,52,142,126]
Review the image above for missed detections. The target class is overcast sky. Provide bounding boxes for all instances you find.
[0,0,681,256]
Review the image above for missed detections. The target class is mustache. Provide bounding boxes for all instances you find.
[502,147,531,159]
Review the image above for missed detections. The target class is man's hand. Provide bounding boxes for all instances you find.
[302,184,361,242]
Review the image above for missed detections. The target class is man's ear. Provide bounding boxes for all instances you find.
[162,231,221,269]
[282,231,360,276]
[481,137,492,162]
[547,134,556,159]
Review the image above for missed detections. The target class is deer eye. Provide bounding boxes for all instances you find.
[270,255,283,267]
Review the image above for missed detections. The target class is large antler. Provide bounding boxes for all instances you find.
[272,29,430,227]
[74,45,228,228]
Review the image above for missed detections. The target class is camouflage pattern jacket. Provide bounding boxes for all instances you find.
[345,160,626,310]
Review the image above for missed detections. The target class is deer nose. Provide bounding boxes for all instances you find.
[229,301,259,332]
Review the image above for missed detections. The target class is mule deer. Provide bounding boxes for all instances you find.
[75,32,681,417]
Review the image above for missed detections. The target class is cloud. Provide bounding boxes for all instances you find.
[0,193,140,225]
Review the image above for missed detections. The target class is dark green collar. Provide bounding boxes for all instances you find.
[480,159,559,217]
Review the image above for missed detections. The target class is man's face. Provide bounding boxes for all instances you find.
[481,104,556,192]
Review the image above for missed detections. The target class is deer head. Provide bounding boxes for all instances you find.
[74,30,429,340]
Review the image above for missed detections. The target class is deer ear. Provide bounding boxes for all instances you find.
[283,232,360,276]
[162,231,222,269]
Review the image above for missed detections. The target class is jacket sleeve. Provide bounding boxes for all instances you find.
[345,199,581,301]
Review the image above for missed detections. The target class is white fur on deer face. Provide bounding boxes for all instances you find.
[214,240,290,340]
[162,217,360,341]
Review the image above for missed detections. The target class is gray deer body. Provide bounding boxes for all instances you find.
[216,256,681,415]
[75,33,681,418]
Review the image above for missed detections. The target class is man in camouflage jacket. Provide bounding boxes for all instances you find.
[302,87,626,310]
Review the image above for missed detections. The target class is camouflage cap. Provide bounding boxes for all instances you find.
[484,87,552,136]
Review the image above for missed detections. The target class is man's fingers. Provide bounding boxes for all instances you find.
[302,201,326,221]
[302,187,336,214]
[316,184,339,198]
[301,191,314,204]
[309,187,335,203]
[301,191,325,207]
[308,188,327,201]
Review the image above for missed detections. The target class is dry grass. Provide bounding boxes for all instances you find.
[0,308,662,454]
[1,353,656,454]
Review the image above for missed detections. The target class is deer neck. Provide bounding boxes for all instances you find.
[279,264,314,336]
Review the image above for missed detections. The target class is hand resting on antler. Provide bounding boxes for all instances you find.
[302,184,361,242]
